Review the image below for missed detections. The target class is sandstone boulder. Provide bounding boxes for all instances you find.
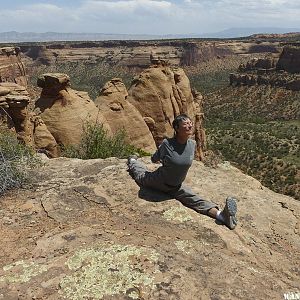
[94,78,156,153]
[31,115,60,158]
[127,64,202,152]
[35,73,110,146]
[128,65,178,146]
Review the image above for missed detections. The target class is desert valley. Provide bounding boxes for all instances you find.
[0,33,299,299]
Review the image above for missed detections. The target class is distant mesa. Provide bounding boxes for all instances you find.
[18,41,233,68]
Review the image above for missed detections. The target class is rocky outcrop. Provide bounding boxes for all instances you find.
[127,63,205,157]
[277,46,300,73]
[35,73,110,146]
[0,82,59,157]
[238,57,277,72]
[180,42,231,66]
[0,156,299,299]
[230,49,300,90]
[0,82,32,145]
[229,72,300,90]
[94,78,156,153]
[0,47,28,87]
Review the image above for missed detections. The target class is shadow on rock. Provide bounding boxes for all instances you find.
[138,186,173,203]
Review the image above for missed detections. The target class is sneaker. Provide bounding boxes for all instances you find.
[127,155,138,166]
[221,196,237,230]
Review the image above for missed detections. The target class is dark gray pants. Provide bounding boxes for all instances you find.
[128,159,218,215]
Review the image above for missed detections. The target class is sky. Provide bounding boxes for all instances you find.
[0,0,300,35]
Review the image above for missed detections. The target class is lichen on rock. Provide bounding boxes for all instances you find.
[0,260,48,283]
[163,206,194,223]
[175,240,208,254]
[59,243,161,300]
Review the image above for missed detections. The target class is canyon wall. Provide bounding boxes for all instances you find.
[276,46,300,73]
[229,47,300,90]
[20,41,233,68]
[0,47,27,87]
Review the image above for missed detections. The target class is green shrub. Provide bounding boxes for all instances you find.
[0,131,38,195]
[62,122,150,159]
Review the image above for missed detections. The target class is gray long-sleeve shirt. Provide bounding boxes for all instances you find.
[151,137,195,186]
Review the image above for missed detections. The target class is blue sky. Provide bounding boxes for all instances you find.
[0,0,299,34]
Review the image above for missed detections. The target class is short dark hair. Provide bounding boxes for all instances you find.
[172,114,191,131]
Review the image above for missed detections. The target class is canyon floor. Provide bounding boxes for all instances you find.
[0,156,299,300]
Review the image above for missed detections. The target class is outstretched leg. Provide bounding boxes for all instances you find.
[171,184,238,230]
[171,184,218,214]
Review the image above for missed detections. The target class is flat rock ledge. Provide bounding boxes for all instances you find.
[0,157,299,300]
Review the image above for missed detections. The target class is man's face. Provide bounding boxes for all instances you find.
[177,118,194,136]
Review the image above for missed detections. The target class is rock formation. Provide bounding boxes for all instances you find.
[230,47,300,90]
[0,82,59,157]
[35,73,110,146]
[0,47,28,87]
[127,62,205,158]
[229,72,300,91]
[94,78,156,153]
[0,156,299,299]
[277,46,300,73]
[238,57,277,72]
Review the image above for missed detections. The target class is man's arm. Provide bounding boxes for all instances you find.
[151,139,167,163]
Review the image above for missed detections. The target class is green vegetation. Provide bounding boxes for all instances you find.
[186,55,300,200]
[206,120,300,199]
[0,131,38,195]
[204,85,300,122]
[184,55,257,95]
[29,61,135,99]
[188,69,231,95]
[63,122,149,160]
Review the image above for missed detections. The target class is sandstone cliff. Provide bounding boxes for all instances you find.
[0,47,27,87]
[20,41,233,68]
[0,156,299,299]
[229,47,300,91]
[0,82,59,157]
[277,46,300,74]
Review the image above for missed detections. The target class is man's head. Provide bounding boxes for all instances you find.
[172,114,191,131]
[172,114,193,138]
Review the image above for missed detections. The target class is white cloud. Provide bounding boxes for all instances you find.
[0,0,299,34]
[0,4,77,32]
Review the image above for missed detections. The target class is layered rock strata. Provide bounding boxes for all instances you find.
[0,47,27,87]
[0,82,59,157]
[229,73,300,91]
[35,73,110,146]
[94,78,156,153]
[21,41,232,68]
